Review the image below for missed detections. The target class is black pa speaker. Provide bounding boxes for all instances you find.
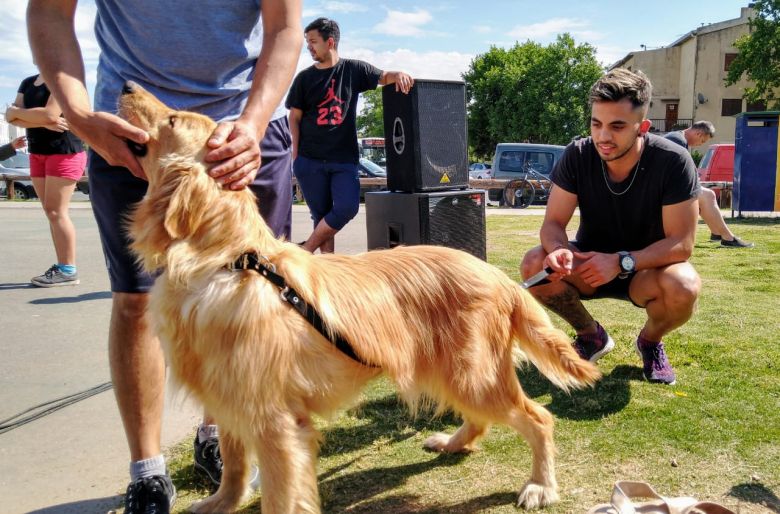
[383,80,468,192]
[365,189,486,260]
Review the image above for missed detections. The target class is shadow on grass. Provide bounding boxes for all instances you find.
[517,364,642,420]
[729,481,780,513]
[319,395,461,458]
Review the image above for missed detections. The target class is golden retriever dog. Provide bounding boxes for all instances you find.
[120,81,601,513]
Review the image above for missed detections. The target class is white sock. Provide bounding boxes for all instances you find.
[197,424,219,443]
[129,454,166,481]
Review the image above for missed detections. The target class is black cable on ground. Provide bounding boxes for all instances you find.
[0,381,113,435]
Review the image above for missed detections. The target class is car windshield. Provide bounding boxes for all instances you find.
[0,152,30,169]
[698,147,714,169]
[360,158,386,176]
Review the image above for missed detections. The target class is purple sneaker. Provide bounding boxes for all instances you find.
[635,337,676,385]
[573,322,615,362]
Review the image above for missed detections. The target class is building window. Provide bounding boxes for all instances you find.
[746,100,767,112]
[724,53,738,71]
[721,98,742,116]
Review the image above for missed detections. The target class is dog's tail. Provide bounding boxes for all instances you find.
[510,285,601,392]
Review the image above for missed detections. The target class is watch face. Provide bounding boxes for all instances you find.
[621,255,634,271]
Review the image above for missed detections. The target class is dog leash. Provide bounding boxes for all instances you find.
[227,252,377,368]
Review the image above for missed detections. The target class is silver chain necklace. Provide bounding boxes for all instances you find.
[601,150,643,196]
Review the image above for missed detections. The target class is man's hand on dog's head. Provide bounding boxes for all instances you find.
[69,111,149,180]
[205,120,262,190]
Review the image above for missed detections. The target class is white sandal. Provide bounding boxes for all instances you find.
[586,481,735,514]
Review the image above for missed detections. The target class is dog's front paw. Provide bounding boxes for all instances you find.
[188,492,244,514]
[516,481,559,510]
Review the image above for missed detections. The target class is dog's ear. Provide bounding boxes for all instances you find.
[162,159,217,239]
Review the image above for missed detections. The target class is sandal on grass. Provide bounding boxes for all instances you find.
[586,480,698,514]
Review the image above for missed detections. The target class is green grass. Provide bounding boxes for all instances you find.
[162,214,780,513]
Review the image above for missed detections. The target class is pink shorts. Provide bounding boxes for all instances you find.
[29,152,87,181]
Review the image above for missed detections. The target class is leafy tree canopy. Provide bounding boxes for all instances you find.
[726,0,780,108]
[463,33,604,158]
[356,88,384,137]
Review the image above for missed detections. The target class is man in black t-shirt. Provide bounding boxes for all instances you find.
[520,69,701,385]
[287,17,413,253]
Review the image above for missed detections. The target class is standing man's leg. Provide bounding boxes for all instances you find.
[195,116,293,487]
[301,161,359,254]
[89,152,176,511]
[294,155,333,253]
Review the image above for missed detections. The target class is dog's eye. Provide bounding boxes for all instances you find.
[169,115,177,127]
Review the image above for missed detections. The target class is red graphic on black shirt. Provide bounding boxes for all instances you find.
[316,79,344,126]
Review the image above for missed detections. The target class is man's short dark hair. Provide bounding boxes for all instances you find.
[691,120,715,137]
[589,68,653,112]
[305,17,340,48]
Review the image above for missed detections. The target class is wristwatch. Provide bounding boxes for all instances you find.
[617,251,635,279]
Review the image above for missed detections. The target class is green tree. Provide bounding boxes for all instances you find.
[463,34,603,158]
[726,0,780,108]
[356,88,384,137]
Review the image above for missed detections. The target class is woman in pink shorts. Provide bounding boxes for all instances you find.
[6,73,86,287]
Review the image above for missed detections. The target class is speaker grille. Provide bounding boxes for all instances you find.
[384,80,468,192]
[426,192,486,260]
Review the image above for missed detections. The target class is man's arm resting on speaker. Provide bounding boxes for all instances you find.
[288,107,302,160]
[379,71,414,94]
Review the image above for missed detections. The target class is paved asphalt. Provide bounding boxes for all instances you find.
[0,196,541,513]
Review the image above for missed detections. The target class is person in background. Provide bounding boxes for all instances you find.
[6,73,86,287]
[520,68,701,386]
[28,1,302,512]
[0,135,27,161]
[287,17,413,253]
[664,121,753,248]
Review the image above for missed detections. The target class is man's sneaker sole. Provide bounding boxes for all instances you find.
[588,335,615,363]
[635,341,677,385]
[31,278,80,287]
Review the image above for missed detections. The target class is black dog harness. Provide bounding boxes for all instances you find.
[227,253,376,367]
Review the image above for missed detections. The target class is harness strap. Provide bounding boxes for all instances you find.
[227,253,376,368]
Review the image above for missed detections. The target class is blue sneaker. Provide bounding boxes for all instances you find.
[572,322,615,362]
[635,337,677,385]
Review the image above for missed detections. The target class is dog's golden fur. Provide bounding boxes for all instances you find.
[120,83,601,513]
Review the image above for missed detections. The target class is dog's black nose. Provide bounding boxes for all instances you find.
[122,81,138,95]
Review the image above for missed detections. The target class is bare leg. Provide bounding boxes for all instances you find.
[109,293,165,461]
[41,176,78,264]
[629,263,701,341]
[521,245,597,335]
[302,218,337,254]
[698,188,736,240]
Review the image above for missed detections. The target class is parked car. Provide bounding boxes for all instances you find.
[697,143,734,182]
[0,152,37,200]
[468,162,492,179]
[489,143,565,203]
[358,158,387,199]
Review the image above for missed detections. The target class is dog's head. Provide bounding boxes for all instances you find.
[118,81,216,183]
[120,81,264,274]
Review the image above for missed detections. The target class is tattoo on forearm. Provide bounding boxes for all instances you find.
[538,286,594,331]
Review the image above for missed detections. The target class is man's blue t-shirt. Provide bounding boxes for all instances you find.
[93,0,286,122]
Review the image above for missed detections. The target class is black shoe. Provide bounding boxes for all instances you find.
[123,475,176,514]
[721,237,754,248]
[193,434,261,488]
[193,434,223,485]
[709,233,722,241]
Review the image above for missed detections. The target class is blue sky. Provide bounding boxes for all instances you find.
[0,0,750,110]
